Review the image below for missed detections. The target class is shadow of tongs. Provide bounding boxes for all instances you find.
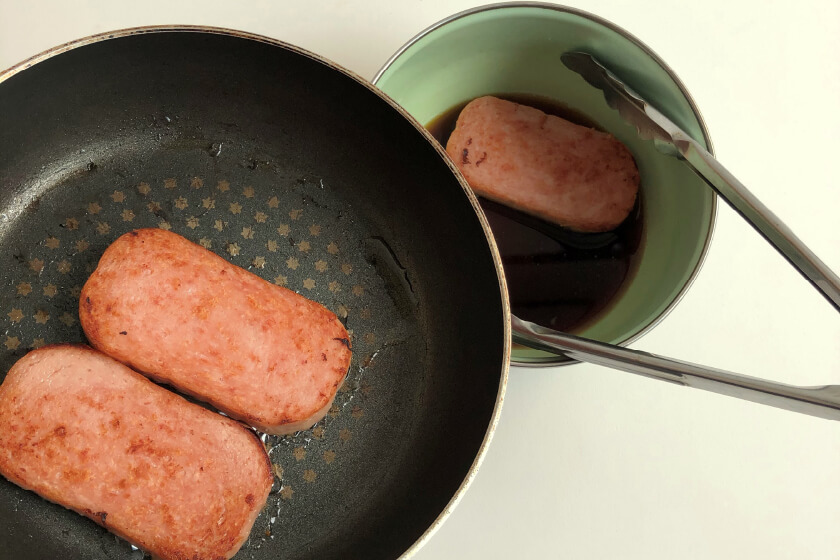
[512,52,840,421]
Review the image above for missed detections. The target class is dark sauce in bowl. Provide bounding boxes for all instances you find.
[427,94,645,333]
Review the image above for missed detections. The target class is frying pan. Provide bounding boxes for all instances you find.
[0,27,510,559]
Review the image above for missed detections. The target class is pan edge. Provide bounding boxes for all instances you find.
[0,25,512,560]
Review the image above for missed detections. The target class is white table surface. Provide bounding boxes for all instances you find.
[2,1,838,559]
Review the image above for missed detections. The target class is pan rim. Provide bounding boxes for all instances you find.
[0,25,512,560]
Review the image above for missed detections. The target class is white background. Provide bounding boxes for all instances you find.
[1,1,839,559]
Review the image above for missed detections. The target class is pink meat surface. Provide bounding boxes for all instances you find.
[80,228,352,435]
[0,344,272,560]
[446,96,640,232]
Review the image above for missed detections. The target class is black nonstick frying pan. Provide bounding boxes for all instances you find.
[0,27,510,559]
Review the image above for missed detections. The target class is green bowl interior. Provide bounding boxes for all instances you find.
[375,6,715,364]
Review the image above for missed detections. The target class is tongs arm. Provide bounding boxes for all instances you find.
[513,316,840,421]
[675,131,840,311]
[561,51,840,311]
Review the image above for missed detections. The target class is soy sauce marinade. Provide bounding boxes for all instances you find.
[427,94,645,333]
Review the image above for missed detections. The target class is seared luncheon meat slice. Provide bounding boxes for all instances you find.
[446,96,639,232]
[80,228,352,435]
[0,344,272,560]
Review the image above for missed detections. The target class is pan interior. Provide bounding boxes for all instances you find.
[0,30,507,559]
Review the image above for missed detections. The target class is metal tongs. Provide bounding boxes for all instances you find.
[512,52,840,421]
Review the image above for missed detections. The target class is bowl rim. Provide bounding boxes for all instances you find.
[372,1,718,369]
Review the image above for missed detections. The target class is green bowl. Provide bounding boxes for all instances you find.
[374,2,716,366]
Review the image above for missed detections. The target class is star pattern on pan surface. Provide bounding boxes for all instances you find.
[33,310,49,325]
[1,173,392,508]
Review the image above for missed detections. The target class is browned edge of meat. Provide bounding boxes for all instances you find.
[79,228,352,435]
[0,344,273,560]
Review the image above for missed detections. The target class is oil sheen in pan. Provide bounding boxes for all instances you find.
[0,139,425,559]
[427,93,645,334]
